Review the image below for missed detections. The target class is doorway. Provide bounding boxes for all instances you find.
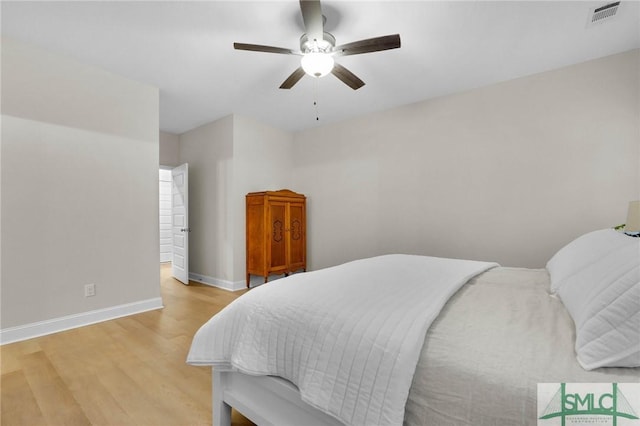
[159,168,173,263]
[159,164,190,284]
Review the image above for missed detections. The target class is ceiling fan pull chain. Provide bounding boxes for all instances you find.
[314,78,320,121]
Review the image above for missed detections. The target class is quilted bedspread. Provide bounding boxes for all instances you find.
[187,254,497,426]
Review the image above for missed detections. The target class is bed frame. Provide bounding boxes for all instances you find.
[212,368,344,426]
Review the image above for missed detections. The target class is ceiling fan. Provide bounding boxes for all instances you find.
[233,0,401,90]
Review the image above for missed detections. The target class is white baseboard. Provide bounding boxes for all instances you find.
[189,272,245,292]
[0,297,164,345]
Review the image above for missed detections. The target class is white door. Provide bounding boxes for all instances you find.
[171,163,189,284]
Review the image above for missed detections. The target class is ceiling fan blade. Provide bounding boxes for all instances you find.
[280,67,306,89]
[331,63,365,90]
[299,0,323,42]
[334,34,401,57]
[234,42,297,55]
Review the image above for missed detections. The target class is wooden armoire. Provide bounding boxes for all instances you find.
[246,189,306,287]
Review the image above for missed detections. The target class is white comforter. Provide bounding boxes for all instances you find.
[187,254,497,426]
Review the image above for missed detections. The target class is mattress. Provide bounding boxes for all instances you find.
[404,266,640,426]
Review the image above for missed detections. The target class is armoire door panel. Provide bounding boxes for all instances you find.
[288,203,305,267]
[269,202,287,271]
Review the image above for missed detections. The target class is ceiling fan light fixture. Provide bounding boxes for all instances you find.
[301,52,334,78]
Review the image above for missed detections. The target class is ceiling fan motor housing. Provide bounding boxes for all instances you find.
[300,32,336,53]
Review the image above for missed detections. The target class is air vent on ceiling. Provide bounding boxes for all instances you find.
[588,1,620,26]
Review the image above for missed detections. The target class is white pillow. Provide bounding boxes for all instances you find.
[546,229,640,370]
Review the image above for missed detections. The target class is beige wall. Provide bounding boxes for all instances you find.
[293,50,640,269]
[233,114,294,283]
[159,131,180,167]
[178,115,235,282]
[1,38,161,330]
[177,114,293,286]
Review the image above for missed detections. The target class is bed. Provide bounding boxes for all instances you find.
[187,229,640,426]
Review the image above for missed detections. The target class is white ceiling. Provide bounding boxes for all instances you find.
[2,1,639,134]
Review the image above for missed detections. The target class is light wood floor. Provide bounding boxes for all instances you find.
[1,263,255,426]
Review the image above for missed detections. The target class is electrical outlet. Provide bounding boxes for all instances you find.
[84,283,96,297]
